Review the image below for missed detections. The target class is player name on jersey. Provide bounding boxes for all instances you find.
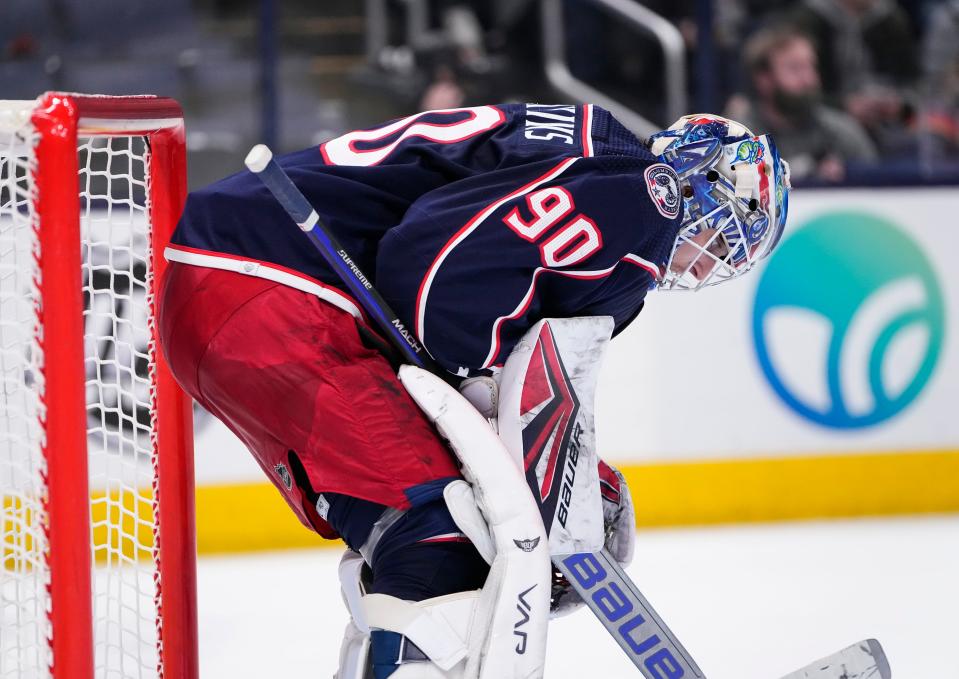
[524,104,578,145]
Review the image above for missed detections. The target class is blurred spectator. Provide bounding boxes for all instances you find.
[919,0,959,158]
[429,1,492,72]
[562,0,670,123]
[788,0,919,154]
[414,2,491,110]
[726,25,877,181]
[419,63,467,110]
[789,0,919,99]
[395,0,545,111]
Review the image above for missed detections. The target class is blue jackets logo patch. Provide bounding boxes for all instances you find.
[644,164,681,219]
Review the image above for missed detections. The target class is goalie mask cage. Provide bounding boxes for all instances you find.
[0,94,197,678]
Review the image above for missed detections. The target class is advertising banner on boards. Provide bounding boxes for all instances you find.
[597,187,957,462]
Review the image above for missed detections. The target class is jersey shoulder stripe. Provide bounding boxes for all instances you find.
[621,253,663,279]
[582,104,595,158]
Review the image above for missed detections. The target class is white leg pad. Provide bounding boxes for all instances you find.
[338,549,370,633]
[334,620,370,679]
[362,592,476,671]
[398,366,551,679]
[443,480,495,565]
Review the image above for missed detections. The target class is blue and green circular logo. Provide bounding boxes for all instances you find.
[753,211,945,429]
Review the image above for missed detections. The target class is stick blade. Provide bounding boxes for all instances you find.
[778,639,891,679]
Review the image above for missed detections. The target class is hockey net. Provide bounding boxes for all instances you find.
[0,94,196,679]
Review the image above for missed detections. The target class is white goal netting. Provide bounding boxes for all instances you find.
[1,102,50,678]
[1,101,165,678]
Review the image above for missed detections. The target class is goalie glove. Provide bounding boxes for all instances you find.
[551,459,635,618]
[598,459,635,565]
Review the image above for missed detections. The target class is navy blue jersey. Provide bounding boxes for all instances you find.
[166,104,683,374]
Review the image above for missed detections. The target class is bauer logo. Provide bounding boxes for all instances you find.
[752,212,945,429]
[561,552,689,677]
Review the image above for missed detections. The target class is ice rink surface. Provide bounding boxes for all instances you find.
[197,514,958,678]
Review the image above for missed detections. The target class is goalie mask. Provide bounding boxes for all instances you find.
[648,114,791,291]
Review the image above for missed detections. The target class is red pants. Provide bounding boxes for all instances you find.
[158,263,461,538]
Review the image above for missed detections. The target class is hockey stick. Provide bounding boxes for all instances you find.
[556,549,704,677]
[244,145,438,373]
[244,145,891,679]
[555,554,892,679]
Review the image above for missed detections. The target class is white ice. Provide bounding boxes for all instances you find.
[197,514,959,679]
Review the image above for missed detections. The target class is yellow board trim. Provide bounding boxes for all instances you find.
[6,450,958,564]
[621,449,959,528]
[196,482,328,553]
[192,449,959,554]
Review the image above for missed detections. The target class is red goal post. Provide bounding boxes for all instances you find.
[0,93,197,678]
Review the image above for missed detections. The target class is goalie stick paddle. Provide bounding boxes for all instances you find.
[556,549,705,678]
[777,639,891,679]
[244,144,439,373]
[244,146,890,679]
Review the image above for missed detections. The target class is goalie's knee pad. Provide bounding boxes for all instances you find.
[335,550,481,679]
[365,591,480,678]
[337,601,480,679]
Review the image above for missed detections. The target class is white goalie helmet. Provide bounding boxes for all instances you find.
[648,114,791,291]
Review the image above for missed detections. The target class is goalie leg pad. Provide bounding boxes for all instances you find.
[443,480,495,565]
[335,620,371,679]
[369,630,445,678]
[336,550,372,679]
[335,588,480,679]
[398,366,551,679]
[363,592,477,671]
[335,551,477,679]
